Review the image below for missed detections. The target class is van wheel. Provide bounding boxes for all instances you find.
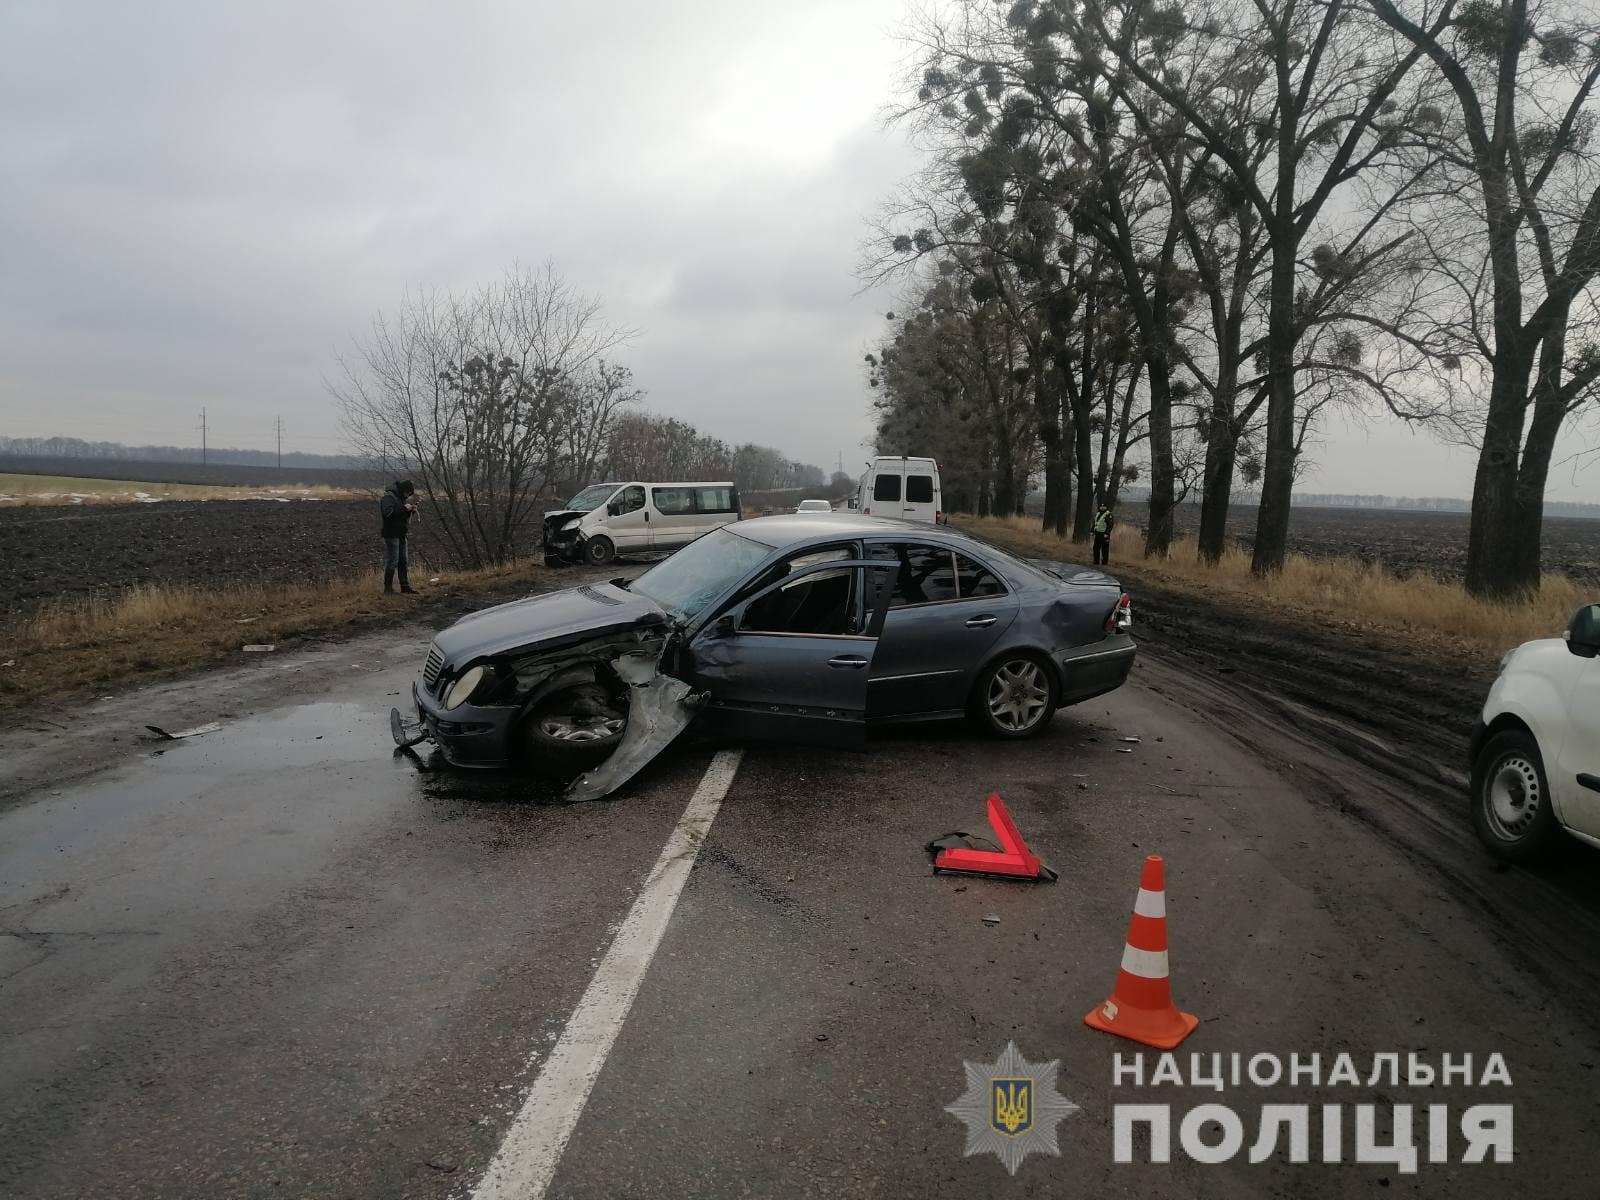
[584,536,615,566]
[1471,730,1558,862]
[970,654,1057,738]
[517,682,626,779]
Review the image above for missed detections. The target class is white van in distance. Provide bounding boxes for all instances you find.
[543,481,741,565]
[857,456,943,523]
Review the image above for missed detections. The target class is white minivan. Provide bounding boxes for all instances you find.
[543,481,741,565]
[858,456,942,523]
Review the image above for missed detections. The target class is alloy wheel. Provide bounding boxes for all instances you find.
[987,660,1049,732]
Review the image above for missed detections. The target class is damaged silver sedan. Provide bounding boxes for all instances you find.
[392,514,1136,800]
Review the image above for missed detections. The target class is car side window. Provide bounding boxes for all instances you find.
[652,486,694,515]
[868,543,958,607]
[740,568,856,636]
[873,474,901,502]
[955,553,1006,597]
[618,485,645,514]
[695,486,735,513]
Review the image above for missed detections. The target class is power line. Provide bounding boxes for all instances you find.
[199,407,207,465]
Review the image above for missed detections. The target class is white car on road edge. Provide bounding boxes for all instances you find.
[1470,601,1600,860]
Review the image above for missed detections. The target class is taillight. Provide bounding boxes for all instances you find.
[863,507,870,516]
[1105,592,1132,633]
[935,510,944,524]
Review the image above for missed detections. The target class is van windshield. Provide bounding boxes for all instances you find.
[565,484,619,512]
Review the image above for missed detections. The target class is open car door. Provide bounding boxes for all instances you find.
[687,557,894,748]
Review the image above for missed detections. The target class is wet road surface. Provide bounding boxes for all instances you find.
[3,627,1599,1197]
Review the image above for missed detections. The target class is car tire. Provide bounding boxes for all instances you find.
[517,682,626,779]
[970,653,1058,739]
[1471,729,1560,862]
[584,536,615,566]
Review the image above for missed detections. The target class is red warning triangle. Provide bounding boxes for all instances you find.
[934,793,1049,879]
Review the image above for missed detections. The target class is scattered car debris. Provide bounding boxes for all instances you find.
[1119,736,1141,744]
[144,722,223,740]
[982,914,1001,926]
[242,644,276,653]
[234,617,258,624]
[1115,747,1134,754]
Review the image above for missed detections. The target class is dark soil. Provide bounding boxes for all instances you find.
[0,499,468,617]
[1129,502,1600,584]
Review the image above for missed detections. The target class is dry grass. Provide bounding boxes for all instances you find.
[0,563,538,709]
[0,473,361,505]
[965,514,1581,665]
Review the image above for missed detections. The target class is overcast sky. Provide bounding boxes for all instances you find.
[3,1,1597,501]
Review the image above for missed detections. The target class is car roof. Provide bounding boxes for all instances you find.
[731,513,979,550]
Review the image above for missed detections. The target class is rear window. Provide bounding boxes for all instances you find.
[695,486,738,514]
[652,487,695,515]
[869,544,958,606]
[905,474,934,503]
[955,553,1005,597]
[873,474,901,502]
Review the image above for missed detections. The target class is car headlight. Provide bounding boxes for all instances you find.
[444,665,489,710]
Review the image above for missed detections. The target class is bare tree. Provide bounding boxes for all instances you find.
[333,263,636,568]
[1365,0,1600,597]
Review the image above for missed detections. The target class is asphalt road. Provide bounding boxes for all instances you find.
[3,609,1600,1197]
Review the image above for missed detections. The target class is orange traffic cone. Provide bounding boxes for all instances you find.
[1084,855,1198,1050]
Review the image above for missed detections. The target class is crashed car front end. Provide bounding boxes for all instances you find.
[542,509,587,565]
[395,580,701,801]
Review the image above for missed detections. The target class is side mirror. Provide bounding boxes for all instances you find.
[712,614,737,639]
[606,502,622,517]
[1566,603,1600,658]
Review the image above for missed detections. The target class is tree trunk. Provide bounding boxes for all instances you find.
[1464,349,1535,597]
[1251,245,1297,575]
[1197,363,1240,564]
[1073,401,1096,544]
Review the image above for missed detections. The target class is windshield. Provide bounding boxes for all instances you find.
[630,528,773,620]
[565,484,619,512]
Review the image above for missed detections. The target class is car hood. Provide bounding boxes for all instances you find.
[432,582,667,666]
[1027,558,1120,589]
[542,508,587,526]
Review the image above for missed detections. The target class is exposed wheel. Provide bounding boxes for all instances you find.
[584,536,615,566]
[1471,729,1559,862]
[518,682,626,778]
[970,653,1058,738]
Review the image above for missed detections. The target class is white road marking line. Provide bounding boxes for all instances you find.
[471,749,743,1200]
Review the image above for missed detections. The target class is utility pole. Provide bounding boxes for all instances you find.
[200,408,207,465]
[275,416,283,469]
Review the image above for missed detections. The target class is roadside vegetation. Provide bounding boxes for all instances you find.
[965,515,1583,664]
[866,0,1600,600]
[0,473,358,505]
[0,564,543,711]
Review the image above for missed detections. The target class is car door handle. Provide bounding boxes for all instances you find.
[1579,773,1600,794]
[965,614,998,628]
[827,655,869,669]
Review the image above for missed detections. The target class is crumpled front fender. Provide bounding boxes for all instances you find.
[565,652,704,802]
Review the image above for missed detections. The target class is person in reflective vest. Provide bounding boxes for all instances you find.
[1092,503,1114,566]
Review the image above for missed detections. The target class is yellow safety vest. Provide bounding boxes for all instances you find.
[1093,512,1110,534]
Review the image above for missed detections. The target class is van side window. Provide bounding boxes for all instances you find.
[873,474,901,502]
[652,487,694,515]
[905,474,934,503]
[617,485,645,514]
[695,486,736,513]
[868,543,958,606]
[955,553,1005,597]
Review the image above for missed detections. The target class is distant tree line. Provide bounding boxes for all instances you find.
[599,412,826,493]
[866,0,1600,598]
[0,436,361,471]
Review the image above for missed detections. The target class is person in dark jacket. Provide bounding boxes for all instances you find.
[380,480,418,594]
[1092,502,1114,566]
